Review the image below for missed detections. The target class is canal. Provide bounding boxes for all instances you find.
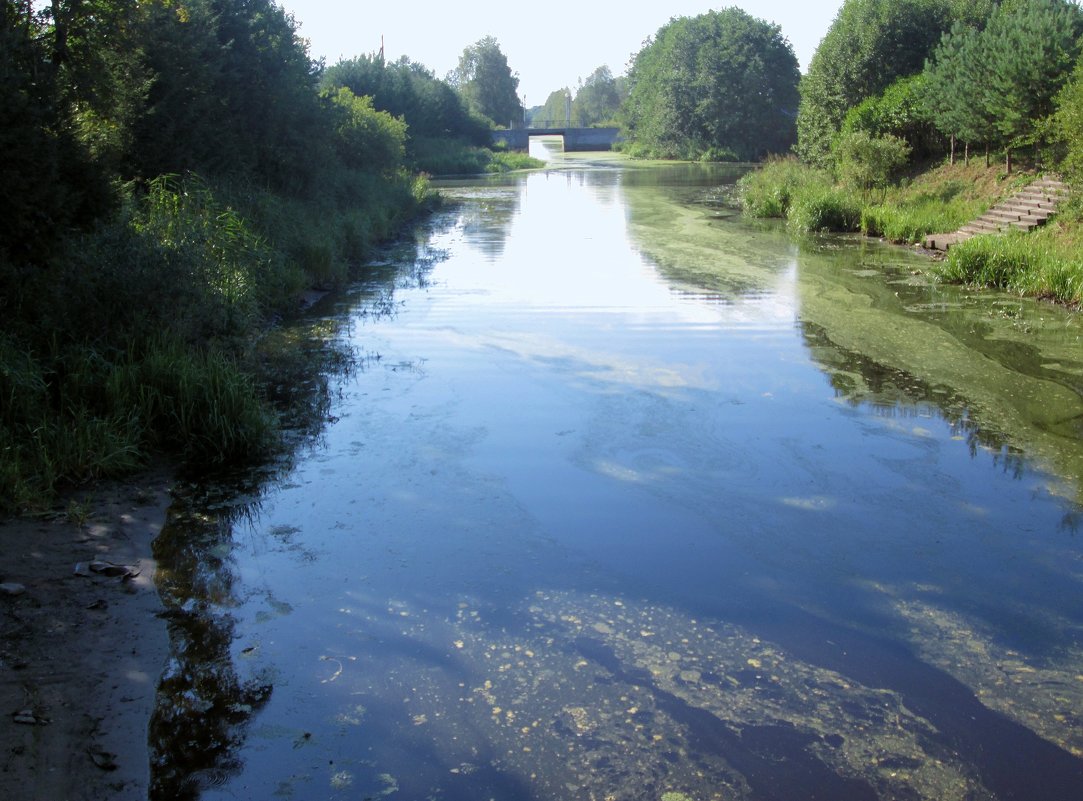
[151,147,1083,800]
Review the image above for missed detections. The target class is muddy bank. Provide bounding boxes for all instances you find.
[0,472,172,800]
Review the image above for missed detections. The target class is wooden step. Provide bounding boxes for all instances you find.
[925,175,1068,251]
[997,201,1049,217]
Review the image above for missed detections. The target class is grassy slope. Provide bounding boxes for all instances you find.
[739,157,1083,305]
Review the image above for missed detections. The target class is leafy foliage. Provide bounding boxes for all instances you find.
[796,0,956,167]
[571,66,624,127]
[833,131,912,199]
[1,0,447,509]
[131,0,332,194]
[921,22,995,155]
[327,87,408,174]
[322,54,490,150]
[738,157,834,218]
[924,0,1082,168]
[537,88,572,126]
[1053,61,1083,180]
[622,8,799,161]
[841,74,942,159]
[0,1,110,265]
[448,36,522,127]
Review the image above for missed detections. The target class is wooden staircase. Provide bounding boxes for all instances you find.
[924,176,1070,251]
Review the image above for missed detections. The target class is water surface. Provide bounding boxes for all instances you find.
[152,150,1083,801]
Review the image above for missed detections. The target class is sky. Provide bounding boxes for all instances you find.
[280,1,845,106]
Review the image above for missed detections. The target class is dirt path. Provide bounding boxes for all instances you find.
[0,472,172,800]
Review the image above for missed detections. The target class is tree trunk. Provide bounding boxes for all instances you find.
[50,0,68,66]
[1005,147,1013,175]
[985,143,990,168]
[950,134,956,165]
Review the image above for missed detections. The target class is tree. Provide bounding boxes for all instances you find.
[841,74,942,160]
[129,0,332,194]
[326,87,407,174]
[448,36,521,128]
[979,0,1081,170]
[571,65,622,127]
[322,55,489,146]
[833,131,911,199]
[1054,60,1083,179]
[537,88,572,126]
[796,0,956,167]
[0,0,110,264]
[924,0,1081,171]
[622,8,799,160]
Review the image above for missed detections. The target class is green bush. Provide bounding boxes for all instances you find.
[486,152,545,173]
[409,137,492,175]
[833,131,911,199]
[108,337,276,462]
[0,333,277,513]
[699,147,740,163]
[327,87,408,174]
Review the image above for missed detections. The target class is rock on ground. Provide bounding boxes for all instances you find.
[0,472,172,801]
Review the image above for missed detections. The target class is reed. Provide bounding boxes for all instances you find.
[738,156,834,219]
[935,228,1083,304]
[786,186,863,233]
[861,199,984,243]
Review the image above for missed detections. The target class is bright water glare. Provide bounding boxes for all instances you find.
[154,146,1083,801]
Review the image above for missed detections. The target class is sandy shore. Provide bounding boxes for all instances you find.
[0,472,172,800]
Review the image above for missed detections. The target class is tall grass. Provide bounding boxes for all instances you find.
[486,151,546,173]
[737,156,834,218]
[787,187,863,234]
[860,198,984,244]
[0,333,276,512]
[935,228,1083,304]
[738,157,1039,244]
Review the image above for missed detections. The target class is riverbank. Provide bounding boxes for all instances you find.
[0,470,172,800]
[737,157,1083,305]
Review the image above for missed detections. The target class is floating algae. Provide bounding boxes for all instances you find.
[527,591,987,801]
[336,591,990,801]
[883,588,1083,758]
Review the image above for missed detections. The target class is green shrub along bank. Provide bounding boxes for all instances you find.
[0,334,276,512]
[0,170,434,513]
[860,200,982,244]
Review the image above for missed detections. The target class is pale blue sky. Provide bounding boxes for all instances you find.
[281,1,844,104]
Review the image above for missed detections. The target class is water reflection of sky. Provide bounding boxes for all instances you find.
[181,162,1083,801]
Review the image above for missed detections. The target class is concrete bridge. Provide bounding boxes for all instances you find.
[491,127,622,152]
